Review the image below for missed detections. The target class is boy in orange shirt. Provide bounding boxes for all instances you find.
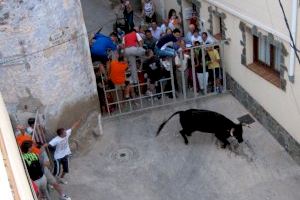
[15,125,41,155]
[108,54,128,85]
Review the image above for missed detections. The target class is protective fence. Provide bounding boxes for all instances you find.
[100,41,227,118]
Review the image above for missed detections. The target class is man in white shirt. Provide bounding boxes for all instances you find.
[185,24,196,44]
[44,118,81,184]
[149,21,162,40]
[201,32,214,45]
[160,19,168,36]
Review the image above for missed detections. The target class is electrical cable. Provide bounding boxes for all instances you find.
[278,0,300,65]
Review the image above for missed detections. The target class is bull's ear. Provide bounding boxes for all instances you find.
[241,123,251,128]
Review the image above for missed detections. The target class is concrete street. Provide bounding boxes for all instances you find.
[64,94,300,200]
[80,0,116,35]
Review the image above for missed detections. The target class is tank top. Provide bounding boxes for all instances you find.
[144,1,154,17]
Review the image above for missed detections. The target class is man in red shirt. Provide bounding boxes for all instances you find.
[123,29,145,84]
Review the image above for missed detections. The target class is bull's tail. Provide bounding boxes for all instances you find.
[156,111,183,136]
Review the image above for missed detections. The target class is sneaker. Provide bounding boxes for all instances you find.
[61,194,71,200]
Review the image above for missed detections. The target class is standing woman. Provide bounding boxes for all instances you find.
[121,0,134,31]
[142,0,156,24]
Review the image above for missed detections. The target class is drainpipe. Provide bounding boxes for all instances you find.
[288,0,298,82]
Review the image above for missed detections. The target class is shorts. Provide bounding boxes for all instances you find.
[34,175,49,198]
[44,167,56,184]
[91,54,109,64]
[53,155,69,176]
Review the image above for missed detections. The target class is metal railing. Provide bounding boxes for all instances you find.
[99,41,227,118]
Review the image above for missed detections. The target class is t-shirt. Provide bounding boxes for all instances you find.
[156,34,177,49]
[208,49,220,69]
[123,32,143,48]
[150,27,162,40]
[185,31,193,44]
[22,153,44,181]
[160,24,167,35]
[144,37,157,51]
[49,129,72,160]
[191,35,202,44]
[110,60,128,85]
[25,127,33,136]
[90,34,117,56]
[143,56,161,81]
[16,134,41,155]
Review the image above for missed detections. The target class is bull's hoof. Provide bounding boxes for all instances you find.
[184,141,189,145]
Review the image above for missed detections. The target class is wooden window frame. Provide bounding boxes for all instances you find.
[248,35,280,88]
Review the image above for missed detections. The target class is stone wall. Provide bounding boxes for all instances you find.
[226,74,300,165]
[0,0,101,149]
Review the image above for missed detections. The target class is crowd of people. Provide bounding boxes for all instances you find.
[14,117,82,199]
[90,0,223,114]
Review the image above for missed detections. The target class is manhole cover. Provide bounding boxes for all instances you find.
[109,146,139,163]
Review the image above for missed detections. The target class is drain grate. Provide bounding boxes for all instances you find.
[109,146,139,163]
[238,114,255,125]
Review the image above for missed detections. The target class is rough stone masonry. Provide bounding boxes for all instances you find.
[0,0,101,150]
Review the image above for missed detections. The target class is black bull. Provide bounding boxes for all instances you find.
[156,109,244,148]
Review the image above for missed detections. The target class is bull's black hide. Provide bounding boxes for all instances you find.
[156,109,244,148]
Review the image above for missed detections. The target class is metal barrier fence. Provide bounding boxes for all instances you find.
[100,41,227,118]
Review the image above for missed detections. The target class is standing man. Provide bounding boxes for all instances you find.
[149,21,162,40]
[44,118,82,184]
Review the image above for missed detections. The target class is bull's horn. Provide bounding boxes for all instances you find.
[230,128,234,137]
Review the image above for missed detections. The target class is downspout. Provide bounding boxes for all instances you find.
[288,0,298,82]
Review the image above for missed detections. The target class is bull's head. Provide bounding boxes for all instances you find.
[230,123,244,143]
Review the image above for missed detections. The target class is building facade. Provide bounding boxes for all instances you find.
[0,0,102,146]
[177,0,300,161]
[154,0,300,162]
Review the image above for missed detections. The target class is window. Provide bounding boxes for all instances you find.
[247,34,281,87]
[212,16,222,40]
[253,35,281,72]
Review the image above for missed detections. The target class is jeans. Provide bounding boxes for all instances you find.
[155,47,176,58]
[124,46,145,83]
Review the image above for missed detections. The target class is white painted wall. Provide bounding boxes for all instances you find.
[0,93,34,200]
[199,0,300,143]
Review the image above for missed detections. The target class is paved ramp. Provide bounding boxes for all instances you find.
[65,94,300,200]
